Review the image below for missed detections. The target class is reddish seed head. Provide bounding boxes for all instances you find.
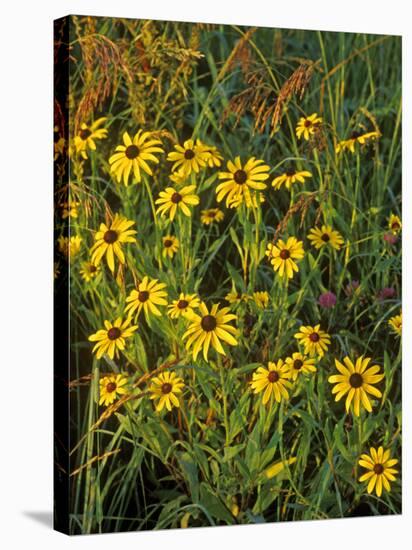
[318,291,337,309]
[377,287,396,301]
[383,232,398,245]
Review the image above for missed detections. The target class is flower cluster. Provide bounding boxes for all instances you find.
[61,108,400,505]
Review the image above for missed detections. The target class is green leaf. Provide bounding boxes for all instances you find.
[177,451,199,502]
[199,483,233,523]
[223,444,245,463]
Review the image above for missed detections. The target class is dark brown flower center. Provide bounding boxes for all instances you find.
[234,169,247,184]
[293,359,303,370]
[103,230,118,244]
[125,144,140,159]
[164,239,173,248]
[171,192,182,204]
[177,299,189,309]
[201,315,217,332]
[349,373,363,388]
[79,128,92,140]
[106,382,117,393]
[107,327,121,340]
[304,120,312,128]
[268,370,279,383]
[161,382,172,394]
[373,463,384,475]
[208,211,216,218]
[321,233,330,242]
[89,264,97,273]
[351,131,361,139]
[138,290,149,302]
[279,249,290,260]
[391,222,400,230]
[309,332,320,342]
[184,149,195,160]
[286,170,296,177]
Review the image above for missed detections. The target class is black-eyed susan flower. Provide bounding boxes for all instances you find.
[225,290,250,305]
[167,139,209,176]
[295,113,322,141]
[99,373,128,407]
[162,235,179,259]
[168,293,200,319]
[216,156,270,208]
[125,276,168,319]
[74,117,108,159]
[90,214,137,273]
[197,141,224,167]
[58,235,82,261]
[253,291,269,309]
[284,352,316,381]
[80,261,100,282]
[61,200,80,219]
[272,169,312,191]
[250,360,292,404]
[358,447,398,497]
[183,302,238,362]
[109,130,164,186]
[149,371,184,412]
[155,185,199,221]
[388,214,402,234]
[265,237,305,279]
[169,170,189,186]
[307,225,344,250]
[328,356,384,416]
[200,208,224,225]
[294,324,330,358]
[88,317,138,360]
[388,312,402,336]
[335,130,380,154]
